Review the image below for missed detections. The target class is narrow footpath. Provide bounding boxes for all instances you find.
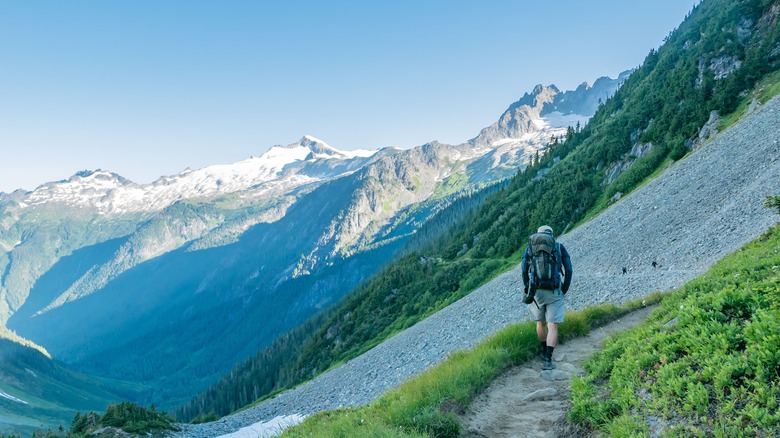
[458,305,658,438]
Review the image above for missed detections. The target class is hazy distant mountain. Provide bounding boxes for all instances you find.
[18,135,379,215]
[0,73,626,409]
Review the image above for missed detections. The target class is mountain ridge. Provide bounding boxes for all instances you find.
[1,72,622,201]
[469,71,628,148]
[2,73,619,321]
[16,136,382,214]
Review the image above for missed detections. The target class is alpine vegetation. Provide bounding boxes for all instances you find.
[570,222,780,436]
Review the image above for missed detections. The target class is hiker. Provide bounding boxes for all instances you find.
[622,267,627,275]
[652,260,658,268]
[521,225,573,370]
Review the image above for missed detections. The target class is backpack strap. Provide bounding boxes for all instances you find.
[553,242,561,287]
[526,244,535,283]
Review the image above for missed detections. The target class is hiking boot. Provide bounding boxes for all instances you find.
[542,345,556,370]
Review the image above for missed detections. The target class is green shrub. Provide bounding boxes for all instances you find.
[63,402,179,437]
[190,412,220,424]
[570,225,780,436]
[765,195,780,214]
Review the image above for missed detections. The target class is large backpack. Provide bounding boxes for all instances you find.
[526,232,561,292]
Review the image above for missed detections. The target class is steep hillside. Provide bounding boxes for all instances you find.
[173,0,780,424]
[175,75,780,438]
[1,136,380,325]
[0,340,141,437]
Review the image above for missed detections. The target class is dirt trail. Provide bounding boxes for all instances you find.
[458,305,658,438]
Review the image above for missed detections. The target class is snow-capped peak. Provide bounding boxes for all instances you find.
[21,136,380,215]
[65,169,127,186]
[470,71,630,148]
[262,143,313,166]
[297,135,377,159]
[303,134,328,145]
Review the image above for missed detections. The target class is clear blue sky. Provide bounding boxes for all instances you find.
[0,1,695,193]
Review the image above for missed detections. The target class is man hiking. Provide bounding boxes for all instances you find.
[521,225,573,370]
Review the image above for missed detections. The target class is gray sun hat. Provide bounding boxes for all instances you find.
[537,225,553,235]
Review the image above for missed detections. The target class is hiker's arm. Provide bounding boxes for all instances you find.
[521,247,530,288]
[560,244,573,294]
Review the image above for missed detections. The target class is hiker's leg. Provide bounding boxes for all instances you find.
[536,321,547,342]
[543,322,558,369]
[541,291,564,369]
[544,290,565,347]
[546,322,558,347]
[536,321,548,358]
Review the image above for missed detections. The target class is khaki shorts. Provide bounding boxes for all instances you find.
[527,288,565,323]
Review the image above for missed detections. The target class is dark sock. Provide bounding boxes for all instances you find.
[545,345,555,361]
[540,342,547,357]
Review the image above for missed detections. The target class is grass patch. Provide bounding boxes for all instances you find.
[280,294,666,437]
[570,224,780,437]
[432,171,468,199]
[719,69,780,131]
[453,258,515,298]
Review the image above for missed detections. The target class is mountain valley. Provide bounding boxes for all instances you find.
[0,73,624,432]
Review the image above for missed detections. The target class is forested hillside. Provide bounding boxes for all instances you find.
[176,0,780,421]
[175,181,507,420]
[0,340,143,437]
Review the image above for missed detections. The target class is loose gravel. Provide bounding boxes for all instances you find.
[174,96,780,437]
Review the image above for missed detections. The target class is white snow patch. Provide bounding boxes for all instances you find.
[1,240,22,251]
[216,414,306,438]
[541,111,590,129]
[491,138,520,147]
[0,390,28,405]
[304,136,377,158]
[261,146,312,167]
[344,149,376,158]
[309,153,338,160]
[303,134,327,145]
[23,143,324,214]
